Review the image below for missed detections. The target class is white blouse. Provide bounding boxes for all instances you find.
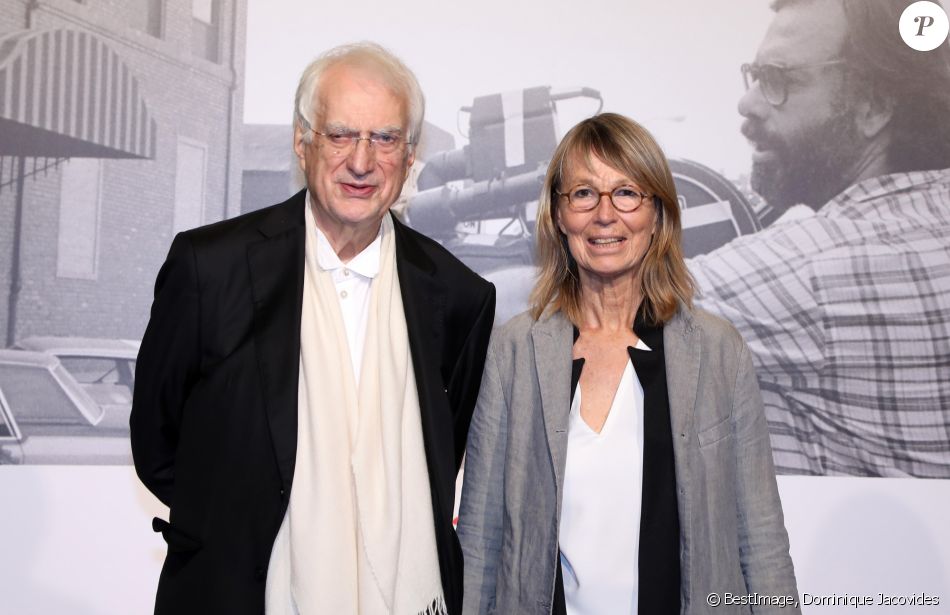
[558,340,649,615]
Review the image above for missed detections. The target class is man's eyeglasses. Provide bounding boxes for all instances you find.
[740,60,846,106]
[556,185,652,213]
[311,128,411,156]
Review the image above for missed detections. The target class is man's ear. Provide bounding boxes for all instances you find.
[855,87,894,140]
[293,125,308,171]
[405,147,416,179]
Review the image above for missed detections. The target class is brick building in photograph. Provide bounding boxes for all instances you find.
[0,0,246,345]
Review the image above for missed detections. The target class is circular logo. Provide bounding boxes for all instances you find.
[900,1,950,51]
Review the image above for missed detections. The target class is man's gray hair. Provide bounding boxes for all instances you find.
[293,42,425,148]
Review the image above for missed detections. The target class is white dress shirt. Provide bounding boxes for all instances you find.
[310,205,381,385]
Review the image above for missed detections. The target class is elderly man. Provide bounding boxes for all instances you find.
[131,43,495,615]
[689,0,950,477]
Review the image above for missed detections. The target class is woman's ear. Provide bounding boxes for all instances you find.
[554,200,567,235]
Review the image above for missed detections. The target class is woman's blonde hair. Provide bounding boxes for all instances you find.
[530,113,694,325]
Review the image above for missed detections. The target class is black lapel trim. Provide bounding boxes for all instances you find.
[630,311,681,614]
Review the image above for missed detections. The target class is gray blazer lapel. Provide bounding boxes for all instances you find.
[663,308,701,544]
[531,311,575,491]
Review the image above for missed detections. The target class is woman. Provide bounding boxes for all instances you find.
[458,113,799,614]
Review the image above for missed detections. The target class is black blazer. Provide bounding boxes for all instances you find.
[130,190,495,615]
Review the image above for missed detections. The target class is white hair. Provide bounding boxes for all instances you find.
[293,42,425,149]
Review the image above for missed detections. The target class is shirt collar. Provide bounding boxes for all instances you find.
[831,168,950,206]
[306,192,382,279]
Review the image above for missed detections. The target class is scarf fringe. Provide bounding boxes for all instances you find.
[417,594,448,615]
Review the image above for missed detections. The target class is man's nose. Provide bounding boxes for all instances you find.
[346,138,375,176]
[737,82,768,120]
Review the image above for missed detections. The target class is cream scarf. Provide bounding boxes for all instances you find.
[267,213,445,615]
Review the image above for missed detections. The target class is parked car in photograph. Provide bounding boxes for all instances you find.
[0,349,132,464]
[0,387,23,464]
[15,336,138,427]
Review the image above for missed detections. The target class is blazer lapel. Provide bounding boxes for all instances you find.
[663,308,701,530]
[392,216,453,519]
[247,190,306,496]
[531,311,574,492]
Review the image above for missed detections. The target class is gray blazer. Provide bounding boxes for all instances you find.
[458,306,799,615]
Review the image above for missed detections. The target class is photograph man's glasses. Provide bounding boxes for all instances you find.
[740,59,846,106]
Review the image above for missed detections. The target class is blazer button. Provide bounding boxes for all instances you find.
[255,566,267,581]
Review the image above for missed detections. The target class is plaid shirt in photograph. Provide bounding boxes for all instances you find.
[689,169,950,477]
